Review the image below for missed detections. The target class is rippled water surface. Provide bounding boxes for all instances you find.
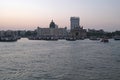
[0,38,120,80]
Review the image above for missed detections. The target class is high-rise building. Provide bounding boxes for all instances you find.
[70,17,80,30]
[69,17,87,39]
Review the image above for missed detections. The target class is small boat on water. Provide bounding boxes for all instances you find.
[89,36,100,41]
[28,37,37,40]
[28,36,58,41]
[66,37,76,41]
[114,36,120,40]
[101,38,109,43]
[45,37,58,41]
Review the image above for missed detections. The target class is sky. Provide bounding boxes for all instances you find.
[0,0,120,31]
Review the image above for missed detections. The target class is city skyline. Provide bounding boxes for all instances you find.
[0,0,120,31]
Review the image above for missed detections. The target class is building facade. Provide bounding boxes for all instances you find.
[36,20,68,39]
[70,17,80,30]
[36,27,68,38]
[70,27,87,39]
[49,20,56,28]
[70,17,87,39]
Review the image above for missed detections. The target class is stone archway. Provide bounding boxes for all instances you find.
[75,32,79,36]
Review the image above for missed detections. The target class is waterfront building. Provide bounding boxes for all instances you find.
[49,20,56,28]
[35,20,68,39]
[36,27,68,38]
[70,27,87,39]
[69,17,87,39]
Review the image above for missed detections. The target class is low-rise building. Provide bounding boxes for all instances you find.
[69,27,87,39]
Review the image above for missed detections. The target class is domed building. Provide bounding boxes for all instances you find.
[36,20,68,39]
[49,20,55,28]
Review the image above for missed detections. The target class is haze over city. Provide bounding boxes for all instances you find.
[0,0,120,31]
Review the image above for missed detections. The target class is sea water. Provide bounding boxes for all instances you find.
[0,38,120,80]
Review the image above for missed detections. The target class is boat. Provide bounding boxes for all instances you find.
[89,36,100,40]
[45,37,58,41]
[114,36,120,40]
[28,37,37,40]
[101,38,109,43]
[66,37,76,41]
[79,37,85,40]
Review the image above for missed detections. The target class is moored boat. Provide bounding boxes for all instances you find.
[89,36,100,41]
[114,36,120,40]
[66,37,76,41]
[101,38,109,43]
[45,37,58,41]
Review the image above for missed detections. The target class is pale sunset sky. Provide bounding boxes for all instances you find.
[0,0,120,31]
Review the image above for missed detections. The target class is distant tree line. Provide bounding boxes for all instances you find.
[17,30,37,37]
[87,29,120,38]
